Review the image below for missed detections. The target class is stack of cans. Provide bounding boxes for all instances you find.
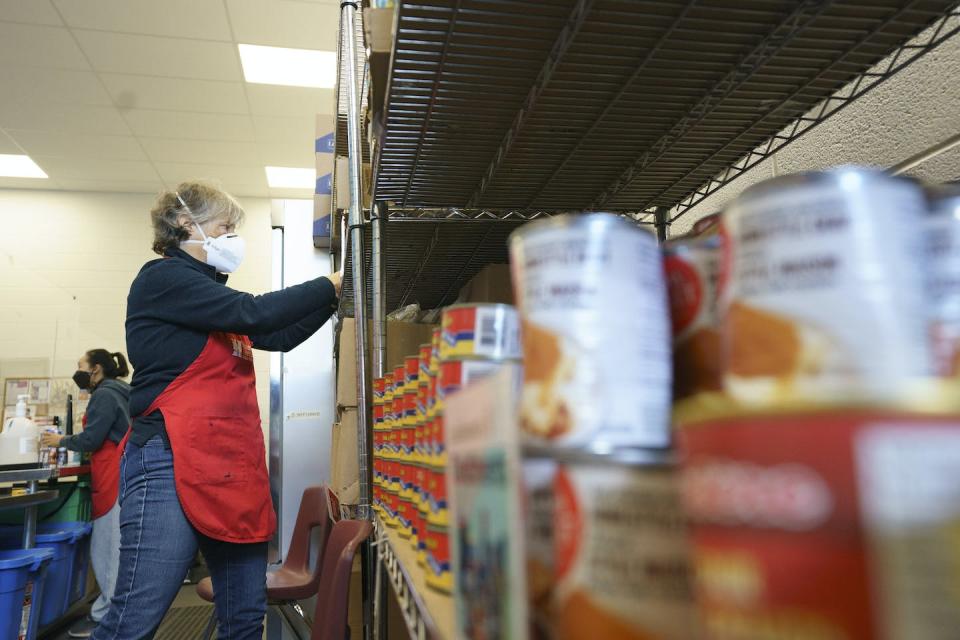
[423,303,521,594]
[371,374,388,519]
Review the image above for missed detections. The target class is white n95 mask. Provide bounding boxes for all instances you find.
[187,233,245,274]
[177,192,245,274]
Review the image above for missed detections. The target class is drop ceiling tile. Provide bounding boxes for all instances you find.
[100,74,248,115]
[56,179,164,193]
[251,116,314,144]
[226,0,338,50]
[0,0,62,26]
[257,141,314,168]
[0,177,58,190]
[0,23,89,70]
[32,156,159,182]
[0,102,129,135]
[124,109,256,142]
[7,130,147,161]
[0,130,21,153]
[0,68,112,105]
[53,0,231,41]
[153,162,268,190]
[230,184,271,198]
[140,138,262,166]
[246,85,334,118]
[73,30,242,81]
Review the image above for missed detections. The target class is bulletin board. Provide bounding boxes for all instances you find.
[2,377,89,425]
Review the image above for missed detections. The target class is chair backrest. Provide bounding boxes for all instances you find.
[311,519,373,640]
[284,485,335,591]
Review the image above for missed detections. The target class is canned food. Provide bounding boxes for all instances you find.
[664,235,722,401]
[426,464,448,527]
[524,458,558,639]
[383,373,394,403]
[680,412,960,639]
[373,377,386,406]
[429,414,446,467]
[393,365,405,394]
[925,184,960,377]
[419,344,432,383]
[510,213,671,449]
[438,358,507,401]
[553,451,696,640]
[425,523,452,594]
[405,356,420,390]
[430,328,441,376]
[441,303,521,361]
[723,168,932,408]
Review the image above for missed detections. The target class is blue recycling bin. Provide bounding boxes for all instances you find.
[0,521,93,627]
[38,522,92,608]
[0,548,54,640]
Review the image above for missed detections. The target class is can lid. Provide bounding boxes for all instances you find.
[508,212,655,244]
[523,444,677,467]
[734,166,920,204]
[443,302,516,312]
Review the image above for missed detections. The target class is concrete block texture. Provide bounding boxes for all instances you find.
[671,22,960,237]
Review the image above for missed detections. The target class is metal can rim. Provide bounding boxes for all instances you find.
[522,444,677,467]
[442,302,516,312]
[508,212,655,244]
[733,166,920,205]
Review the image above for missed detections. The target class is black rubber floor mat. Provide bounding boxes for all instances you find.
[155,605,215,640]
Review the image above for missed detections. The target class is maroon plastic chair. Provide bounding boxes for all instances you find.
[311,519,373,640]
[197,486,335,638]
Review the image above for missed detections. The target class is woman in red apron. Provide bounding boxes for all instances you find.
[92,182,340,640]
[41,349,130,638]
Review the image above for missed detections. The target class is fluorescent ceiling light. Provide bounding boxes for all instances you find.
[265,166,315,189]
[238,44,336,88]
[0,154,47,179]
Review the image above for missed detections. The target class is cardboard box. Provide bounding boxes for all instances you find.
[337,319,436,408]
[458,264,515,304]
[330,407,359,505]
[364,7,395,125]
[335,157,373,211]
[315,114,335,248]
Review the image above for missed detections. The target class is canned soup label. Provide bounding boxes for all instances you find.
[724,173,931,405]
[512,220,671,448]
[441,304,520,360]
[856,424,960,638]
[554,464,696,640]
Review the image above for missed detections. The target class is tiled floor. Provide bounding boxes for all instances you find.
[46,585,215,640]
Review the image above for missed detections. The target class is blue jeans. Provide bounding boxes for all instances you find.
[92,437,267,640]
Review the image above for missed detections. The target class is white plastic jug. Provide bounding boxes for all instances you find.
[0,395,39,467]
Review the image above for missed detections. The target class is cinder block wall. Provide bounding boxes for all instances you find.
[0,188,274,435]
[672,24,960,236]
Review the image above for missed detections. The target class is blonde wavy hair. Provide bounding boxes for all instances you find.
[149,181,245,255]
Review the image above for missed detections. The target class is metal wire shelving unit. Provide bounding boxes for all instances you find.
[331,2,960,639]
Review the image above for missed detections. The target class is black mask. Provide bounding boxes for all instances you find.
[72,370,92,391]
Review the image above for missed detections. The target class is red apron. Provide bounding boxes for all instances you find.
[140,332,275,543]
[89,421,126,519]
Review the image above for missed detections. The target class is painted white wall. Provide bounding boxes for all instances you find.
[671,25,960,236]
[0,188,274,434]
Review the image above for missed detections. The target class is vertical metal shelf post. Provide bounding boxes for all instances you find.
[341,3,374,640]
[372,201,387,378]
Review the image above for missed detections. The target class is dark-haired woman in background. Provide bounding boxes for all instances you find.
[41,349,131,638]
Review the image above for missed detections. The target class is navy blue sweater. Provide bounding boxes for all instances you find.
[126,248,337,446]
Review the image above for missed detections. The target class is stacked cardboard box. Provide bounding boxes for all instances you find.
[314,114,335,248]
[457,263,514,304]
